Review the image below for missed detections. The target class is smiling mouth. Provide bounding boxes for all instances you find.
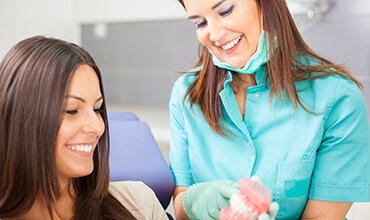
[67,144,93,153]
[221,36,241,50]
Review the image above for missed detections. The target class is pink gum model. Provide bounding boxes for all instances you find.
[219,178,272,220]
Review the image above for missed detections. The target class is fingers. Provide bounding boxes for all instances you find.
[230,180,240,189]
[216,195,230,209]
[208,205,221,219]
[258,213,271,220]
[257,202,280,220]
[210,180,239,219]
[251,175,262,184]
[268,202,280,218]
[209,196,230,219]
[219,180,240,198]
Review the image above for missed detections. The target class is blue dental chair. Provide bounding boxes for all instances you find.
[107,111,175,219]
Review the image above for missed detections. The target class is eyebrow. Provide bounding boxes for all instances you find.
[188,0,227,20]
[212,0,227,9]
[65,95,103,104]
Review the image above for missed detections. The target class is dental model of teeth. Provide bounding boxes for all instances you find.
[219,177,272,220]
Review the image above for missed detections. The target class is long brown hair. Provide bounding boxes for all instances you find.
[179,0,362,136]
[0,36,136,219]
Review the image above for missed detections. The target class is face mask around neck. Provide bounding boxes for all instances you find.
[212,31,269,74]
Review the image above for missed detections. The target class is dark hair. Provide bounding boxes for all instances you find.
[179,0,362,136]
[0,36,136,219]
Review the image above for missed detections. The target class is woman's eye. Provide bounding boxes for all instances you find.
[195,20,207,29]
[94,108,104,114]
[65,110,78,115]
[220,5,234,16]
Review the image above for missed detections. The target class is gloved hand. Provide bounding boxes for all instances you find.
[251,176,279,220]
[258,202,279,220]
[183,180,240,219]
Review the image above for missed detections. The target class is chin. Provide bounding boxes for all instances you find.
[226,58,247,69]
[76,167,94,178]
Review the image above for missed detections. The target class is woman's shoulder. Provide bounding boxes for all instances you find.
[310,71,361,98]
[299,55,359,88]
[297,55,360,94]
[110,180,151,191]
[171,66,201,101]
[109,181,155,204]
[109,181,167,220]
[174,66,201,86]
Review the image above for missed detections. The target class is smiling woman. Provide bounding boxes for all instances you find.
[169,0,370,219]
[0,36,168,220]
[186,0,261,69]
[56,64,105,182]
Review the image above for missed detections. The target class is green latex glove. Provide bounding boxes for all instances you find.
[258,202,280,220]
[184,180,240,219]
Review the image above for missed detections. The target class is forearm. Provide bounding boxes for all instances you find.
[174,190,190,220]
[301,199,352,220]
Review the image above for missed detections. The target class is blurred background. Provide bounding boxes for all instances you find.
[1,0,369,218]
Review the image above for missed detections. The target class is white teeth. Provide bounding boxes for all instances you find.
[68,145,93,153]
[229,193,259,219]
[221,36,241,50]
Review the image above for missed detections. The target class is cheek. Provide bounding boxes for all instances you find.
[196,31,210,47]
[56,120,78,145]
[54,126,72,167]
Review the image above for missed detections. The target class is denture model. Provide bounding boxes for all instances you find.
[219,177,272,220]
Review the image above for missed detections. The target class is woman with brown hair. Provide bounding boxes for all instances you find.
[0,36,167,220]
[169,0,370,219]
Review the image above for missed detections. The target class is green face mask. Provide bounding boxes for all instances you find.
[212,31,269,75]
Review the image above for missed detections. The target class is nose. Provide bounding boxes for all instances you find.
[82,108,105,137]
[207,20,226,44]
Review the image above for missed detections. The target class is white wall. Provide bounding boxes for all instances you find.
[73,0,186,24]
[0,0,186,59]
[0,0,79,60]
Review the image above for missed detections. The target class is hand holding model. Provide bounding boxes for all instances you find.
[220,176,279,220]
[183,180,240,219]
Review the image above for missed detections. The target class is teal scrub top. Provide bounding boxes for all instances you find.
[169,65,370,219]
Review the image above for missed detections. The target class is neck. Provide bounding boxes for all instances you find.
[232,73,256,93]
[10,183,76,220]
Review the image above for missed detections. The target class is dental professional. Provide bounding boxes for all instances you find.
[0,36,168,220]
[169,0,370,219]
